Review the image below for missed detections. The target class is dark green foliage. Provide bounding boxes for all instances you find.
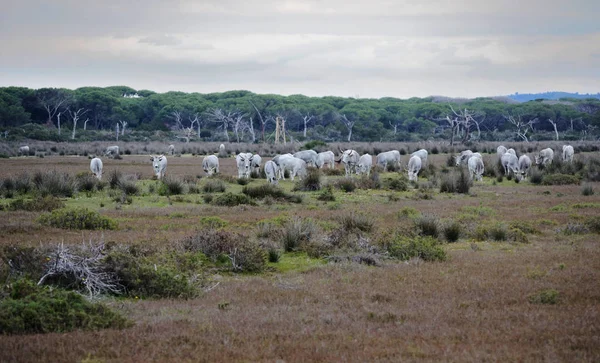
[431,146,439,154]
[302,140,327,150]
[509,221,541,235]
[76,174,99,193]
[38,208,118,230]
[335,178,357,192]
[108,169,123,189]
[415,214,439,238]
[489,223,508,241]
[339,212,374,233]
[158,176,184,196]
[322,168,344,176]
[541,174,580,185]
[388,236,446,262]
[528,289,559,305]
[581,184,594,196]
[529,168,543,184]
[316,185,336,201]
[443,220,462,242]
[7,196,64,212]
[585,216,600,233]
[203,179,227,193]
[440,170,471,194]
[446,154,456,167]
[0,245,47,281]
[293,167,322,191]
[236,177,250,185]
[212,192,255,206]
[356,172,381,190]
[386,175,408,191]
[268,248,281,263]
[32,171,77,197]
[281,218,317,252]
[118,179,139,196]
[242,184,301,203]
[0,279,130,335]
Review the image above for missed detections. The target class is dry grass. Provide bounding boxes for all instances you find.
[0,143,599,362]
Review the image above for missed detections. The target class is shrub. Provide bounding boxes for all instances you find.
[415,214,439,238]
[356,172,381,190]
[199,216,228,229]
[440,170,471,194]
[243,184,286,199]
[489,223,507,241]
[302,140,327,150]
[316,185,336,201]
[8,196,64,212]
[203,179,227,193]
[398,207,420,219]
[0,245,47,281]
[388,235,446,262]
[118,179,139,196]
[335,178,357,193]
[585,216,600,234]
[322,168,344,176]
[443,220,462,242]
[529,169,543,184]
[509,221,541,235]
[32,171,77,198]
[212,192,255,207]
[108,170,123,189]
[339,212,374,233]
[38,208,118,230]
[559,223,589,235]
[293,167,322,191]
[387,175,408,191]
[528,289,559,305]
[281,217,318,252]
[76,174,98,193]
[236,177,250,185]
[158,176,185,196]
[581,184,594,196]
[541,174,580,185]
[0,279,130,335]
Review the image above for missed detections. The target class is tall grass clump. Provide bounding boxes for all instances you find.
[529,168,543,184]
[76,174,99,193]
[339,212,374,233]
[293,167,322,191]
[203,179,227,193]
[38,208,118,230]
[415,214,439,238]
[387,235,446,262]
[8,196,64,212]
[281,217,318,252]
[357,172,381,190]
[108,170,123,189]
[439,170,471,194]
[32,171,77,198]
[158,176,185,196]
[443,220,462,242]
[581,184,594,196]
[386,175,409,191]
[316,185,336,201]
[335,178,357,193]
[212,192,255,207]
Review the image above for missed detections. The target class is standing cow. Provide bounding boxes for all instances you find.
[501,153,520,177]
[337,149,360,177]
[357,154,373,176]
[316,151,335,169]
[497,145,507,158]
[168,144,175,155]
[90,157,103,180]
[293,150,318,167]
[264,160,279,185]
[202,155,219,176]
[250,154,262,175]
[407,155,422,182]
[279,157,307,181]
[151,155,168,179]
[376,150,401,171]
[236,152,253,178]
[562,145,574,162]
[411,149,428,166]
[105,145,120,158]
[517,155,532,181]
[18,145,30,156]
[535,148,554,166]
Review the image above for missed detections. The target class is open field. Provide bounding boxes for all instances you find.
[0,146,599,362]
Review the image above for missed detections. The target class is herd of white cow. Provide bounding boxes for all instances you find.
[15,143,580,185]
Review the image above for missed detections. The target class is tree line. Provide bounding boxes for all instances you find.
[1,86,599,143]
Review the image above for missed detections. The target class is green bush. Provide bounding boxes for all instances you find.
[388,235,446,262]
[0,245,47,281]
[509,221,541,235]
[108,170,123,189]
[415,214,439,238]
[528,289,559,305]
[118,179,139,196]
[585,216,600,233]
[158,176,185,196]
[281,217,318,252]
[7,196,64,212]
[302,140,328,150]
[212,192,255,207]
[529,168,543,184]
[356,172,381,190]
[76,174,99,193]
[581,184,594,196]
[203,179,227,193]
[243,184,288,200]
[541,174,580,185]
[316,185,336,201]
[32,171,77,198]
[0,279,130,334]
[386,175,408,191]
[440,170,471,194]
[443,220,462,242]
[38,208,118,230]
[236,177,250,185]
[199,216,228,229]
[322,168,344,176]
[339,212,374,233]
[335,178,356,193]
[293,167,322,191]
[489,223,507,241]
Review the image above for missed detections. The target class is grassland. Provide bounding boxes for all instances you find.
[0,145,599,362]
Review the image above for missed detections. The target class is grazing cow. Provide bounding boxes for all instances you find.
[272,153,294,179]
[90,157,103,180]
[455,150,474,166]
[316,151,335,169]
[279,157,307,181]
[535,148,554,166]
[264,160,279,185]
[168,144,175,155]
[407,155,422,182]
[18,145,29,156]
[497,145,507,158]
[357,154,373,176]
[411,149,428,166]
[105,145,120,158]
[376,150,401,171]
[562,145,574,162]
[236,152,253,178]
[202,155,219,176]
[337,149,360,176]
[293,150,318,167]
[517,155,532,181]
[501,153,520,177]
[250,154,262,174]
[468,155,484,181]
[506,148,517,157]
[218,144,226,157]
[151,155,168,179]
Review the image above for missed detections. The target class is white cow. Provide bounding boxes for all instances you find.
[455,150,474,166]
[501,153,520,177]
[506,148,517,157]
[316,151,335,169]
[562,145,574,162]
[90,157,103,180]
[497,145,507,158]
[376,150,401,171]
[293,150,318,167]
[411,149,428,166]
[279,157,307,181]
[250,154,262,174]
[105,145,120,158]
[264,160,279,185]
[357,154,373,176]
[236,152,253,178]
[407,155,422,182]
[337,149,360,177]
[151,155,168,179]
[168,144,175,155]
[202,155,219,176]
[218,144,226,156]
[535,148,554,166]
[468,155,484,181]
[272,153,294,180]
[18,145,29,156]
[517,155,532,181]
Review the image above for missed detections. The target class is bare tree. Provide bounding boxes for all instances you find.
[302,114,314,138]
[57,112,62,136]
[547,118,560,141]
[336,113,356,142]
[38,89,69,129]
[444,115,460,146]
[119,120,128,136]
[169,111,196,143]
[448,105,485,142]
[243,117,256,143]
[83,118,90,131]
[206,108,240,142]
[115,123,120,141]
[67,108,89,140]
[232,113,247,143]
[503,113,538,142]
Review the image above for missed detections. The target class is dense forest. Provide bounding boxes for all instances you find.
[507,92,600,103]
[1,86,599,144]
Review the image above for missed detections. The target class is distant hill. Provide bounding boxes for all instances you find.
[508,92,600,102]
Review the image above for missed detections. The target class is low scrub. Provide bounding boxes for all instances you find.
[32,171,77,198]
[443,220,462,242]
[387,235,446,262]
[529,169,543,184]
[415,214,439,238]
[339,212,374,233]
[541,174,580,185]
[281,217,319,252]
[386,175,409,191]
[0,279,130,335]
[581,184,594,196]
[440,170,471,194]
[203,179,227,193]
[316,185,336,201]
[243,184,298,202]
[212,192,255,207]
[334,178,357,193]
[293,168,322,191]
[38,208,118,230]
[158,176,185,196]
[322,168,344,176]
[356,172,381,190]
[528,289,559,305]
[7,196,64,212]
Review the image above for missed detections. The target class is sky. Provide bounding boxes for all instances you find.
[1,0,599,99]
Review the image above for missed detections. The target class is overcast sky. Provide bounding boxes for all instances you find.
[1,0,599,98]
